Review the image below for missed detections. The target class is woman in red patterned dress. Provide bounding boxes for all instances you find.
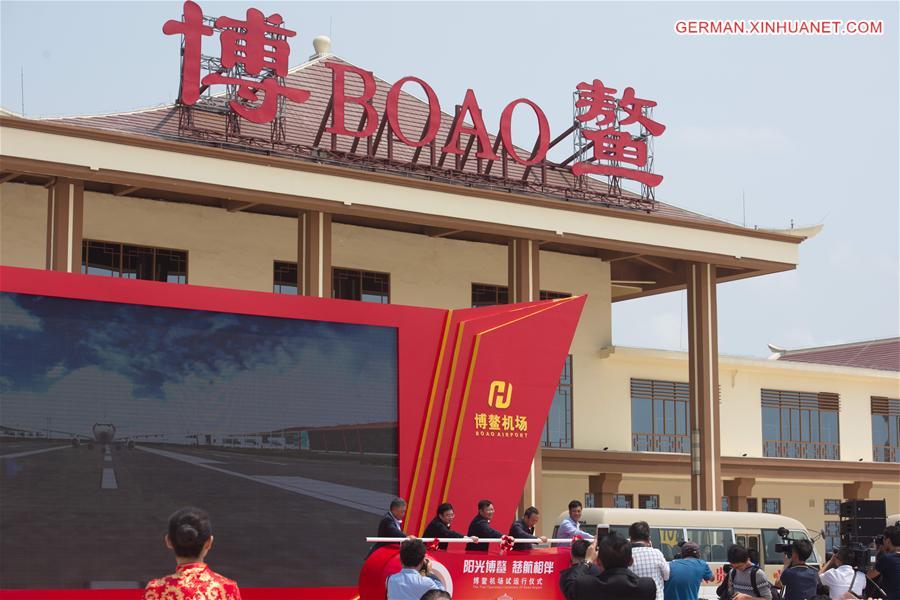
[143,507,241,600]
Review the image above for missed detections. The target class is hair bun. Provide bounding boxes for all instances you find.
[176,523,199,544]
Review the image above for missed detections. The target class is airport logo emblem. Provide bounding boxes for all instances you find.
[476,381,527,440]
[488,380,512,409]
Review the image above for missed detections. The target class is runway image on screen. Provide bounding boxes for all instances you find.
[0,292,398,589]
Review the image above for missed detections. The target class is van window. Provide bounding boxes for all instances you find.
[762,529,817,565]
[686,528,734,562]
[654,527,685,561]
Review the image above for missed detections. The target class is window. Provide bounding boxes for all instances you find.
[82,240,187,283]
[871,397,900,462]
[613,494,633,508]
[273,261,298,295]
[824,521,841,553]
[686,528,735,562]
[722,497,730,512]
[540,355,573,448]
[824,499,841,515]
[540,290,571,300]
[332,268,389,303]
[639,494,660,509]
[746,497,758,512]
[584,492,595,508]
[631,379,690,453]
[472,286,571,307]
[763,498,781,514]
[763,529,813,565]
[761,389,840,460]
[472,283,508,307]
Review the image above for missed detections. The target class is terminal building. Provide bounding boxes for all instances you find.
[1,39,897,565]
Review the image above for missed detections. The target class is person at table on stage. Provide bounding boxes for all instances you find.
[466,499,504,551]
[143,506,241,600]
[368,497,411,556]
[423,502,477,550]
[509,506,549,550]
[557,500,595,546]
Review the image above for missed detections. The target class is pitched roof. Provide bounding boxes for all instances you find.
[773,338,900,372]
[43,55,742,231]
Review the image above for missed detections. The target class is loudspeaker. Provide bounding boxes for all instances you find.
[840,500,886,519]
[840,518,886,538]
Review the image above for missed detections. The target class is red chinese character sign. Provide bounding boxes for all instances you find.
[572,79,666,193]
[163,1,310,124]
[162,2,665,206]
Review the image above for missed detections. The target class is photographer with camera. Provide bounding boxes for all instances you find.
[868,525,900,600]
[774,538,819,600]
[818,547,865,600]
[386,539,446,600]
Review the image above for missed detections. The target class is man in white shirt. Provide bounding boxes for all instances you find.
[819,547,865,600]
[628,521,669,600]
[557,500,595,546]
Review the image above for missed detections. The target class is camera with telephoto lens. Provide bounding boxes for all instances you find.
[774,527,794,554]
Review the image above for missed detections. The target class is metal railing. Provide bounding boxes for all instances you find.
[763,440,840,460]
[632,433,689,454]
[873,445,899,463]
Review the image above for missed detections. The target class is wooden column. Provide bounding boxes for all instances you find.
[687,263,721,510]
[589,472,623,508]
[723,477,755,512]
[510,238,541,521]
[508,238,540,303]
[843,480,873,500]
[298,211,332,298]
[45,178,84,272]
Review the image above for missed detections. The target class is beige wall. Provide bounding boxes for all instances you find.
[0,182,47,269]
[597,347,900,461]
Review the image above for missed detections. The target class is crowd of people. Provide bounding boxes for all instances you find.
[138,503,900,600]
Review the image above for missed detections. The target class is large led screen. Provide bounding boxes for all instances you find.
[0,292,398,590]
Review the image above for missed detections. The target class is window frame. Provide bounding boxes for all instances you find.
[638,494,660,509]
[273,261,299,295]
[761,389,841,460]
[871,396,900,463]
[81,239,188,284]
[541,355,573,449]
[762,497,781,514]
[332,267,391,304]
[630,378,690,454]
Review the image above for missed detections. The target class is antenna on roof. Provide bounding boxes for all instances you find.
[742,190,746,227]
[20,67,25,116]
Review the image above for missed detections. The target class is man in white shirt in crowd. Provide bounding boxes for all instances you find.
[819,546,866,600]
[628,520,670,600]
[557,500,595,546]
[386,538,446,600]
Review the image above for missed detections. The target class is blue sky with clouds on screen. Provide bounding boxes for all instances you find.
[0,293,397,437]
[1,1,897,357]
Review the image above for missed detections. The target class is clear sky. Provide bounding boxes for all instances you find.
[1,1,897,357]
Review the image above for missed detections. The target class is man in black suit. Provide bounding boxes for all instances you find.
[509,506,548,550]
[466,499,504,551]
[423,502,478,550]
[560,538,602,591]
[560,533,657,600]
[368,497,409,556]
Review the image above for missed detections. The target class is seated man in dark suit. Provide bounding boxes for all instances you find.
[509,506,548,550]
[368,497,409,556]
[466,499,504,551]
[423,502,477,550]
[560,533,657,600]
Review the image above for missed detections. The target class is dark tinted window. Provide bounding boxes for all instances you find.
[333,268,389,303]
[82,240,187,284]
[273,261,298,295]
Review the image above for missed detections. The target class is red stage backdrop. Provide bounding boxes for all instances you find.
[0,267,584,600]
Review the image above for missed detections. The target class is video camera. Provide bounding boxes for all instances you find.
[774,527,794,555]
[838,542,873,571]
